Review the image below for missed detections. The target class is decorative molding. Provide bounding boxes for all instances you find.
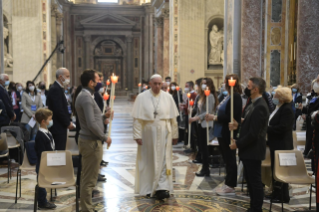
[56,13,64,24]
[162,8,169,19]
[51,3,58,15]
[154,17,163,27]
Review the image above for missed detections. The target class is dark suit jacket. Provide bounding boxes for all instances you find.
[267,103,294,150]
[217,93,242,141]
[47,81,70,135]
[0,85,14,120]
[236,97,270,160]
[94,92,104,112]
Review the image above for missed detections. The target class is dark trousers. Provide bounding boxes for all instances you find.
[52,133,67,150]
[218,137,237,187]
[36,162,47,205]
[242,159,264,212]
[270,149,290,201]
[13,109,20,123]
[197,124,209,168]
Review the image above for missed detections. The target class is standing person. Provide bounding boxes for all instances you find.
[290,84,302,128]
[47,68,74,150]
[165,76,171,86]
[38,81,48,107]
[189,78,218,177]
[21,81,43,140]
[169,82,184,144]
[132,74,179,200]
[206,74,242,195]
[266,86,294,203]
[75,70,112,212]
[161,82,168,92]
[0,74,16,127]
[229,77,270,212]
[94,72,104,112]
[8,82,20,122]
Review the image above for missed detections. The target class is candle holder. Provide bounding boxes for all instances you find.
[189,99,194,106]
[103,92,109,101]
[107,73,118,149]
[106,80,110,86]
[204,87,211,96]
[228,77,237,144]
[176,86,180,91]
[228,77,236,87]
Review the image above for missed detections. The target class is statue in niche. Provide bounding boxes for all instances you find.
[115,48,122,56]
[208,25,224,65]
[95,47,101,56]
[3,27,13,68]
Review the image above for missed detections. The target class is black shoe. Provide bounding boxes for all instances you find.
[192,159,202,164]
[38,202,57,209]
[98,175,106,182]
[100,160,108,167]
[195,169,210,177]
[155,190,170,200]
[271,198,290,203]
[99,174,105,177]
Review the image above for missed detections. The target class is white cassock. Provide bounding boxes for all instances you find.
[132,89,179,196]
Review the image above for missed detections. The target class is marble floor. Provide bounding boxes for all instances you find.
[0,97,316,211]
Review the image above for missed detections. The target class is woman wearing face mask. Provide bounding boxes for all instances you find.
[290,84,302,130]
[8,82,21,123]
[299,76,319,158]
[21,81,43,140]
[38,81,48,107]
[205,74,242,195]
[265,86,294,203]
[169,82,184,144]
[189,78,218,177]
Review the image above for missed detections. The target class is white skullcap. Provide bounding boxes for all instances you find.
[150,74,162,80]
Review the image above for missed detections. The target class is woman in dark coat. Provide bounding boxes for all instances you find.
[291,84,303,130]
[169,82,184,143]
[267,86,294,203]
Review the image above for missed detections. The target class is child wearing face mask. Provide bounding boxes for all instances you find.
[34,108,57,210]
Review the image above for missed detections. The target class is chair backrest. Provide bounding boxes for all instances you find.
[274,150,308,182]
[0,133,8,152]
[65,136,79,155]
[20,148,36,170]
[5,132,19,147]
[1,126,23,143]
[38,150,74,187]
[262,146,271,166]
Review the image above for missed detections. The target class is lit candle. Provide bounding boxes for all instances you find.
[228,77,237,144]
[106,79,110,92]
[176,86,183,121]
[138,83,141,93]
[107,73,118,149]
[103,92,109,101]
[187,98,194,149]
[187,92,191,99]
[204,87,211,145]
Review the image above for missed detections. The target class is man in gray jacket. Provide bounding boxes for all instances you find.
[75,70,112,212]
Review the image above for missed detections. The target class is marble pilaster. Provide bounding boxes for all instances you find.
[241,0,263,83]
[51,4,58,82]
[126,36,133,90]
[84,35,91,69]
[162,9,169,78]
[56,13,63,69]
[154,17,163,76]
[297,0,319,93]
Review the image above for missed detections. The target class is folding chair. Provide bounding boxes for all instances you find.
[0,133,10,183]
[65,136,79,156]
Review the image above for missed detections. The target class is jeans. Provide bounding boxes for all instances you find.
[36,162,48,206]
[25,123,38,141]
[197,124,209,169]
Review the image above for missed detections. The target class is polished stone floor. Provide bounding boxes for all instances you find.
[0,97,316,211]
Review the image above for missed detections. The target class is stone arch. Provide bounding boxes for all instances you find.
[91,36,126,56]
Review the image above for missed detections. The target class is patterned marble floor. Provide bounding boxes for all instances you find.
[0,97,316,211]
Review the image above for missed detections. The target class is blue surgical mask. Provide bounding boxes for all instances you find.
[292,88,297,93]
[272,98,280,106]
[47,120,53,128]
[4,81,10,87]
[65,90,68,94]
[223,91,228,95]
[272,91,275,95]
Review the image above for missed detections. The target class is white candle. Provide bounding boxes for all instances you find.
[230,86,234,141]
[206,94,209,145]
[107,74,118,149]
[176,86,183,121]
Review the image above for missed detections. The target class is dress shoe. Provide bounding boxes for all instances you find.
[98,174,106,182]
[192,159,202,164]
[195,169,210,177]
[155,190,170,200]
[271,198,290,203]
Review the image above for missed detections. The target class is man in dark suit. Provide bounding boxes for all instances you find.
[229,77,270,212]
[47,68,74,150]
[0,74,16,128]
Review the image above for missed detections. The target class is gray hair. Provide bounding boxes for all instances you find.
[56,67,68,79]
[0,74,8,81]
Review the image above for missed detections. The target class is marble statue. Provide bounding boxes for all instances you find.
[209,25,224,65]
[95,47,101,56]
[3,27,13,68]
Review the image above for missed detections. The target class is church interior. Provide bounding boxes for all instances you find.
[0,0,319,211]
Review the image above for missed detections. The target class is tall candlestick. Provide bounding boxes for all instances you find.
[228,77,237,144]
[106,80,110,93]
[204,88,211,145]
[138,83,141,93]
[176,86,183,121]
[187,99,194,149]
[107,74,118,149]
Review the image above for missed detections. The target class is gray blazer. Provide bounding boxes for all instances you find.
[195,94,215,128]
[21,92,43,124]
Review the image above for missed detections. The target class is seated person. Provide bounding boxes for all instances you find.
[34,108,57,209]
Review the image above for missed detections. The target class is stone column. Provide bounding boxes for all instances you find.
[154,17,163,76]
[162,9,170,78]
[51,4,58,80]
[241,0,263,83]
[0,0,4,73]
[84,35,91,69]
[56,13,63,69]
[126,36,133,91]
[297,0,319,93]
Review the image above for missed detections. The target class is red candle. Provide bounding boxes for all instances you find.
[204,88,211,96]
[111,74,118,84]
[176,86,180,91]
[138,83,141,87]
[106,80,110,86]
[189,99,194,106]
[228,77,236,87]
[103,92,109,100]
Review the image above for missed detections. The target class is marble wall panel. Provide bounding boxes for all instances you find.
[271,0,282,22]
[297,0,319,93]
[270,50,280,86]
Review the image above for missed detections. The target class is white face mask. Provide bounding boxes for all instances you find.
[99,87,104,93]
[195,84,198,91]
[62,76,70,86]
[313,82,319,93]
[166,81,170,86]
[201,84,207,90]
[17,86,22,91]
[171,86,176,91]
[184,87,190,93]
[29,86,35,91]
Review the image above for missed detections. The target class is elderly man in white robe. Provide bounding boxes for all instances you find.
[132,74,179,200]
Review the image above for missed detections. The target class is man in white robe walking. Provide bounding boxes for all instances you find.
[132,74,179,200]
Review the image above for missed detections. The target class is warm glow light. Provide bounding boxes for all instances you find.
[204,87,211,96]
[113,96,116,100]
[176,86,180,91]
[138,83,141,87]
[187,93,191,98]
[106,80,110,86]
[103,92,109,100]
[228,77,236,87]
[111,73,118,83]
[189,99,194,106]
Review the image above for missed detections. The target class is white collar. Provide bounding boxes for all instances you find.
[39,127,49,133]
[55,80,64,88]
[83,89,94,99]
[190,90,195,93]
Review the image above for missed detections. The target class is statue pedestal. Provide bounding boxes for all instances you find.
[4,67,13,80]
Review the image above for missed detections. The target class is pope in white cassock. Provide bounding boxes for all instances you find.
[132,74,179,200]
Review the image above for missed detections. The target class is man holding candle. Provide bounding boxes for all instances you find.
[132,74,179,200]
[229,77,269,212]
